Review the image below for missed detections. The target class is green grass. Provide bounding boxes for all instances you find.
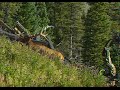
[0,36,107,87]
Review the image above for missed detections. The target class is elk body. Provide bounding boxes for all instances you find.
[27,36,64,62]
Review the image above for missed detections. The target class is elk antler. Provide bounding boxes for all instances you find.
[40,28,48,38]
[40,25,54,39]
[39,25,55,50]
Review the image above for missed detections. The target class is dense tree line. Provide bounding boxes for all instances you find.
[109,2,120,73]
[0,2,120,72]
[82,2,112,69]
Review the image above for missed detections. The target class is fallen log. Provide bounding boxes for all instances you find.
[16,21,30,36]
[0,28,19,40]
[0,20,15,34]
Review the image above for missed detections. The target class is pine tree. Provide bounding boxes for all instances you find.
[34,2,50,35]
[46,2,64,46]
[82,2,112,68]
[109,2,120,24]
[65,2,85,63]
[0,2,21,27]
[16,2,37,34]
[46,2,86,63]
[109,2,120,73]
[109,2,120,32]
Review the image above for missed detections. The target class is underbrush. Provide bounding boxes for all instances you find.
[0,36,107,87]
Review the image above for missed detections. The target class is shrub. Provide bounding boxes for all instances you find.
[0,36,107,87]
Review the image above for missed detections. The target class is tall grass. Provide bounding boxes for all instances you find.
[0,36,107,87]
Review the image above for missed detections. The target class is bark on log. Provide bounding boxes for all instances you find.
[16,21,30,36]
[0,20,15,34]
[0,28,19,40]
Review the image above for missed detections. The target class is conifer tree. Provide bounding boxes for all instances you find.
[109,2,120,24]
[47,2,86,63]
[109,2,120,73]
[0,2,21,27]
[63,2,85,63]
[82,2,112,68]
[16,2,37,34]
[46,2,63,46]
[34,2,50,35]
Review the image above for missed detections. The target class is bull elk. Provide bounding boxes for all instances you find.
[27,34,64,62]
[0,20,64,62]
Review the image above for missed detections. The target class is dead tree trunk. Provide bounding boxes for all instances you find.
[0,20,15,34]
[0,28,19,40]
[16,21,30,36]
[105,47,116,86]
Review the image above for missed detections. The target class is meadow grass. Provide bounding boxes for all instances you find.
[0,36,107,87]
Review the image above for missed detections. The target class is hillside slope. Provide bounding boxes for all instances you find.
[0,36,107,87]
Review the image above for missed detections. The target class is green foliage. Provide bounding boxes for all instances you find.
[0,36,107,87]
[2,2,120,86]
[0,2,20,27]
[82,2,112,68]
[109,2,120,24]
[16,2,37,34]
[79,67,106,87]
[46,2,86,63]
[111,43,120,74]
[34,2,50,35]
[109,2,120,74]
[46,2,64,45]
[109,2,120,33]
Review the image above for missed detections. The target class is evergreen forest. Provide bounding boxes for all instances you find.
[0,2,120,87]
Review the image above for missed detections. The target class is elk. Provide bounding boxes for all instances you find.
[0,20,64,62]
[17,24,64,62]
[27,31,64,62]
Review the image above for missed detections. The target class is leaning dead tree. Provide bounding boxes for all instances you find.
[0,28,19,40]
[105,47,116,86]
[102,33,120,87]
[15,21,30,37]
[0,20,15,34]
